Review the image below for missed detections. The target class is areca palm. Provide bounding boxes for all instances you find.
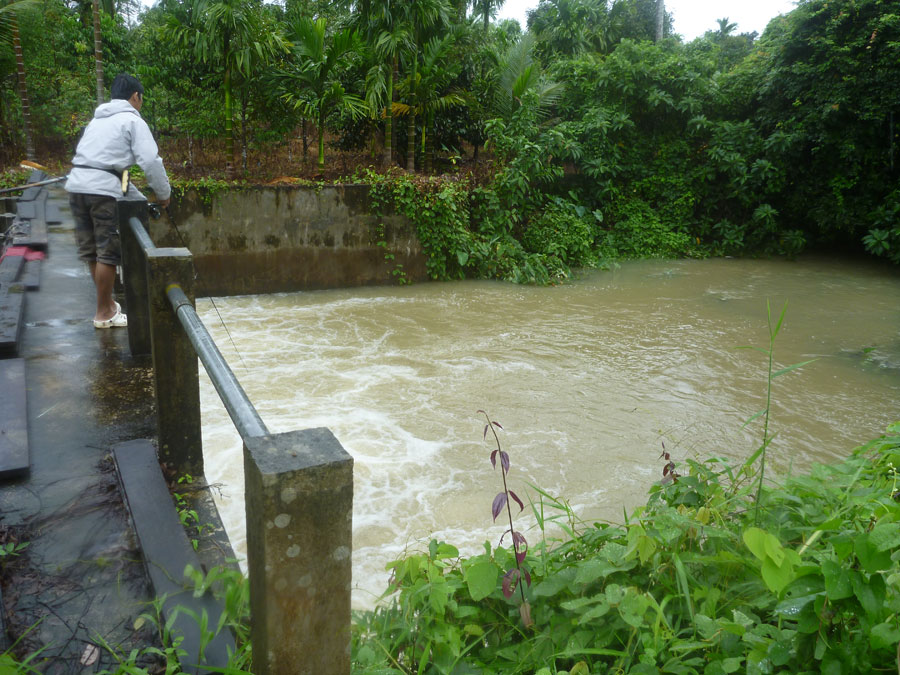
[355,0,412,165]
[91,0,115,104]
[163,0,288,178]
[0,0,38,159]
[395,0,452,171]
[278,16,367,171]
[470,0,504,34]
[395,33,466,173]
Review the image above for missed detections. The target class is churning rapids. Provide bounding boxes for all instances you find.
[197,256,900,609]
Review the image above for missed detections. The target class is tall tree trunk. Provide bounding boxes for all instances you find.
[406,58,417,172]
[11,14,34,160]
[224,65,235,179]
[92,0,104,105]
[406,111,416,172]
[391,56,399,164]
[317,119,325,171]
[302,119,309,158]
[383,62,393,166]
[655,0,664,42]
[424,111,434,174]
[240,91,248,175]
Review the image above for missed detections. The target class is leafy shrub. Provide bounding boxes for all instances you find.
[600,198,695,259]
[521,197,602,269]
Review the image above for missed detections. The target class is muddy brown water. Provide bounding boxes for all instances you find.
[196,256,900,609]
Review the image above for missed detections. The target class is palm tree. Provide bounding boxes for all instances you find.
[395,0,452,171]
[471,0,504,34]
[277,16,368,171]
[492,33,563,123]
[354,0,412,166]
[164,0,288,179]
[0,0,38,160]
[394,33,466,173]
[715,17,738,40]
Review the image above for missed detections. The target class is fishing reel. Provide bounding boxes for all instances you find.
[147,202,162,219]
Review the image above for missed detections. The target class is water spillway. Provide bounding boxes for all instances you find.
[196,256,900,609]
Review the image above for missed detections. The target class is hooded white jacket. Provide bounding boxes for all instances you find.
[66,99,171,202]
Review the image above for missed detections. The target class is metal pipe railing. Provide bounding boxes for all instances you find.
[166,283,269,440]
[128,215,154,250]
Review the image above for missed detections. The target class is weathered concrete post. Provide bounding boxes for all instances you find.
[146,248,203,474]
[118,199,151,356]
[244,428,354,675]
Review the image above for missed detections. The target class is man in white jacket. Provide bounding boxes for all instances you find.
[66,73,171,328]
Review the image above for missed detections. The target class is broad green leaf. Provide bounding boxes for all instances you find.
[869,522,900,552]
[532,567,577,597]
[775,592,819,617]
[767,640,791,666]
[463,624,484,637]
[574,558,618,585]
[561,595,604,612]
[434,542,460,559]
[618,589,649,628]
[463,561,497,601]
[851,570,886,621]
[636,535,657,564]
[763,533,786,566]
[869,621,900,650]
[743,527,769,562]
[605,583,626,605]
[694,614,718,639]
[822,560,853,600]
[576,598,612,623]
[762,557,793,594]
[855,532,893,573]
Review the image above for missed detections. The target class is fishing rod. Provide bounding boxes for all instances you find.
[0,175,68,195]
[0,160,131,195]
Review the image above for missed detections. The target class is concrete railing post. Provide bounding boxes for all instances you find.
[244,428,354,675]
[146,248,203,475]
[118,199,151,356]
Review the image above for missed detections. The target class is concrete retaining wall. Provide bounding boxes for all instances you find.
[148,184,426,296]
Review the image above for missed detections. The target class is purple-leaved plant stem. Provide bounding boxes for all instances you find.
[479,410,528,607]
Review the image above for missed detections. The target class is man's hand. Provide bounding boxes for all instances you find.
[158,197,171,208]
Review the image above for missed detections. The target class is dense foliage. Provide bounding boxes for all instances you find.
[1,0,898,274]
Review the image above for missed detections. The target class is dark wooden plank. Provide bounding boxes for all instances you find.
[21,260,41,291]
[0,283,25,358]
[45,202,62,224]
[12,219,48,251]
[18,171,47,201]
[0,255,24,285]
[14,201,36,220]
[0,358,29,478]
[113,440,236,674]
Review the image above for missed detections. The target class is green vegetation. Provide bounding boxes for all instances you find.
[1,0,898,277]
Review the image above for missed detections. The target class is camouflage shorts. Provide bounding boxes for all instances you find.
[69,193,120,266]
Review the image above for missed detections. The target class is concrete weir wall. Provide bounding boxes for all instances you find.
[148,184,427,296]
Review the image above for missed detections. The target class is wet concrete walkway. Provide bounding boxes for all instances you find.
[1,184,162,672]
